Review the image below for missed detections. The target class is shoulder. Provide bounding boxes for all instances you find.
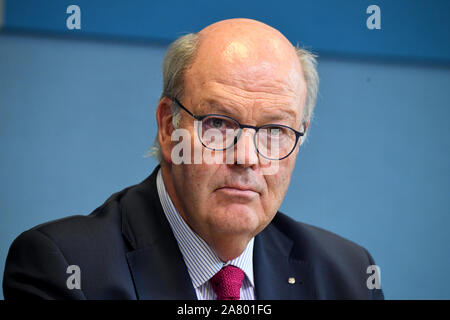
[6,166,160,271]
[3,185,138,299]
[5,183,138,276]
[271,211,366,253]
[20,188,130,250]
[267,212,384,299]
[268,211,376,275]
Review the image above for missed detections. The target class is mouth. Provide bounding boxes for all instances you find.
[215,185,260,199]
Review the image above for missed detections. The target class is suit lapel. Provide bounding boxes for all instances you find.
[254,221,316,300]
[126,237,196,300]
[121,166,196,300]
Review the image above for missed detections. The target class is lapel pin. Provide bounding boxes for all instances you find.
[288,277,296,284]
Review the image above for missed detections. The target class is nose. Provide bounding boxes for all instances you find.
[232,128,259,167]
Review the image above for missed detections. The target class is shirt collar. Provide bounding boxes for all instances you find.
[156,168,254,289]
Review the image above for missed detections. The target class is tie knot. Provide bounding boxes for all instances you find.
[210,265,245,300]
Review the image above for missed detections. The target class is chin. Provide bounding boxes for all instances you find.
[209,204,260,235]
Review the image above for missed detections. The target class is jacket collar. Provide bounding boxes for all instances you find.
[121,165,196,299]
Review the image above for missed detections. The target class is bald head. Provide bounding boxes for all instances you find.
[197,18,299,66]
[189,19,304,102]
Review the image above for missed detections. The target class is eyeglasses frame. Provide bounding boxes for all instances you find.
[171,97,304,160]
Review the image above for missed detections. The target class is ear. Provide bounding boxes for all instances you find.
[303,120,310,133]
[296,120,310,151]
[156,97,175,164]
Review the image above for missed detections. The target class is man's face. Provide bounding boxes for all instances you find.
[160,22,307,256]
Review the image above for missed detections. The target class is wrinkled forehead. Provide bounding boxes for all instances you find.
[184,33,306,114]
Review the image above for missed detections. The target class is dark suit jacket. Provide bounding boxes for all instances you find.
[3,165,384,300]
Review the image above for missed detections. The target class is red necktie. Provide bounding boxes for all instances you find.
[210,265,245,300]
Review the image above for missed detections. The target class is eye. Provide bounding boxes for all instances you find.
[203,117,225,129]
[211,118,224,128]
[257,126,293,142]
[203,116,237,131]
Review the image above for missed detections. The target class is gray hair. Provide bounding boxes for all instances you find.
[148,34,319,163]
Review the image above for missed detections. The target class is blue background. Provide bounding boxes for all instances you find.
[1,0,449,299]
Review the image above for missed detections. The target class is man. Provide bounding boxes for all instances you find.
[3,18,384,300]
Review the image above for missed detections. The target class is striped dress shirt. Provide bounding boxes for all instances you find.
[156,168,256,300]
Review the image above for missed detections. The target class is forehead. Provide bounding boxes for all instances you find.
[184,60,306,127]
[185,37,306,111]
[190,36,302,82]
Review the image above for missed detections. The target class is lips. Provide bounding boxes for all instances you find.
[215,184,260,199]
[217,184,258,192]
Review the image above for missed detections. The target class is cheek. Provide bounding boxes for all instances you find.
[264,164,294,206]
[180,164,218,202]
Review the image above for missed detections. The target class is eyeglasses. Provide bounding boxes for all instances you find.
[172,97,304,160]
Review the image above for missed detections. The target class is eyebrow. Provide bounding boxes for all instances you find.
[204,100,240,117]
[204,100,297,124]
